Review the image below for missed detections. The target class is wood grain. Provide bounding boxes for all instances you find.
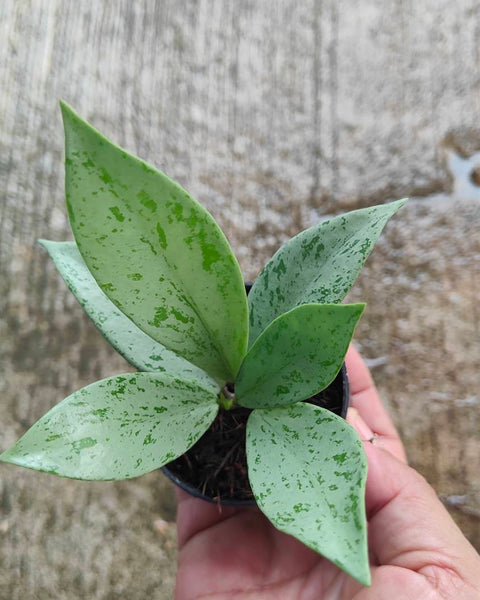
[1,1,479,597]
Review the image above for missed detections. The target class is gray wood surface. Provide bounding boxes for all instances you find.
[1,1,480,598]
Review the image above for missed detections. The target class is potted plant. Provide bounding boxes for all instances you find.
[0,103,407,586]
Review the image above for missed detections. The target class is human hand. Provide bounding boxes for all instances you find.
[175,346,480,599]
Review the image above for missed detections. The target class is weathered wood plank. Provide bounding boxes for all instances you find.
[1,1,479,597]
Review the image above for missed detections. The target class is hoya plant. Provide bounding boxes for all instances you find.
[0,102,407,586]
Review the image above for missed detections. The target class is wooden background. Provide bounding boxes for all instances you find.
[1,1,480,598]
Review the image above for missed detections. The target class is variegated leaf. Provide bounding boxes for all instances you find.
[248,199,407,345]
[61,102,248,382]
[0,373,218,480]
[236,303,364,409]
[40,240,219,393]
[246,403,370,586]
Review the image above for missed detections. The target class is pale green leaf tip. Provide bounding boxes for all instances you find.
[38,238,53,250]
[38,238,68,256]
[364,571,372,587]
[392,197,408,210]
[0,447,18,465]
[355,565,371,587]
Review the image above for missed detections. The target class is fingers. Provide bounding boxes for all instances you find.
[347,407,407,463]
[359,441,480,588]
[346,345,407,463]
[176,488,257,548]
[348,348,480,592]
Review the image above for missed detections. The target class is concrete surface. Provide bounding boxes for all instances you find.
[1,1,479,598]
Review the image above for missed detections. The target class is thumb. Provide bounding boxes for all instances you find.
[351,413,480,583]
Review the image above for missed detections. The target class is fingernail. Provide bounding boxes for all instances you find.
[347,407,375,441]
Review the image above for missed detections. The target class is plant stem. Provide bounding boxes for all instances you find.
[218,388,236,410]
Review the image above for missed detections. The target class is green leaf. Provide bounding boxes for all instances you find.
[248,199,407,345]
[0,373,218,480]
[40,239,219,394]
[60,102,248,382]
[246,403,370,586]
[236,303,364,409]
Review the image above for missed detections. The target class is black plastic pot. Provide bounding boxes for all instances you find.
[161,282,350,506]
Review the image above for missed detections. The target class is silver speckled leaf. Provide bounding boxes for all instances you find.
[40,240,219,393]
[0,374,218,480]
[247,403,370,586]
[248,199,407,345]
[61,102,248,382]
[236,303,364,409]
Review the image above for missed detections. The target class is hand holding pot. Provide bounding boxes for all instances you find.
[175,346,480,600]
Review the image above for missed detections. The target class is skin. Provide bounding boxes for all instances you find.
[175,346,480,599]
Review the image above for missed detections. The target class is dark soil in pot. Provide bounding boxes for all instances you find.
[162,364,349,506]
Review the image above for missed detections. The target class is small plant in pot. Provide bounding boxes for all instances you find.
[0,103,407,586]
